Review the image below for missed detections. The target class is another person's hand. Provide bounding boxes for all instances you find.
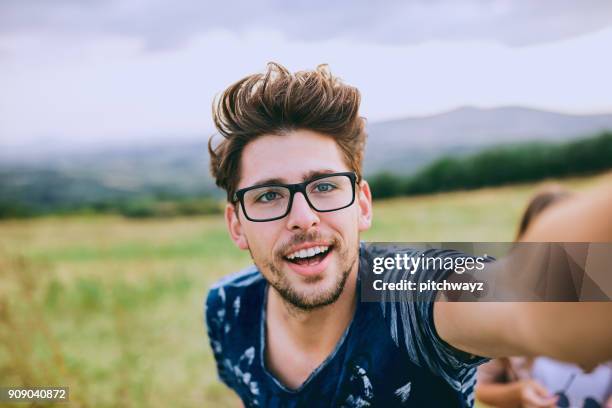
[518,379,558,408]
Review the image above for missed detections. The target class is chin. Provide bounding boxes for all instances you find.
[274,265,350,311]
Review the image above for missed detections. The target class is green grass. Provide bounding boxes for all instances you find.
[0,173,608,407]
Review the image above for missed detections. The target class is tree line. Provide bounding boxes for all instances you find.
[368,131,612,199]
[1,131,610,218]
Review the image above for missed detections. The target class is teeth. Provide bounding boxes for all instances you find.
[286,245,329,260]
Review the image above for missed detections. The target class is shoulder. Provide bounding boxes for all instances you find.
[205,265,264,321]
[205,265,266,363]
[211,264,264,291]
[361,243,491,385]
[204,266,265,393]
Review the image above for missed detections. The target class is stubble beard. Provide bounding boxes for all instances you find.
[254,232,359,311]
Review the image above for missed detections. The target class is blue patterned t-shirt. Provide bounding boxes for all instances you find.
[205,244,489,407]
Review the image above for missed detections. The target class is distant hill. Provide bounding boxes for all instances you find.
[364,106,612,173]
[2,106,612,212]
[0,142,218,213]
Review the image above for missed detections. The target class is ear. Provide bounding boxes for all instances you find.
[225,203,249,250]
[356,180,373,232]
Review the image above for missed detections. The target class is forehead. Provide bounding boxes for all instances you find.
[238,130,350,188]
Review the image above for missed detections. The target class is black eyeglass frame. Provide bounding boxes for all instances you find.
[232,171,358,222]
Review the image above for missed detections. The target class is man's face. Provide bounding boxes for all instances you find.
[225,130,372,310]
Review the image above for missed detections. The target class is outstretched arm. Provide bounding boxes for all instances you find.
[434,174,612,368]
[436,302,612,369]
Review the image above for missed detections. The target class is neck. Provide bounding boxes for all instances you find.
[268,266,358,352]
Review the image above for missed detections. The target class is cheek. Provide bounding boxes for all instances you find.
[327,211,360,240]
[244,225,280,255]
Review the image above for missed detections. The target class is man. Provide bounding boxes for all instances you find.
[205,63,612,407]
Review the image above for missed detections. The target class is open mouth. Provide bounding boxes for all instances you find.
[284,245,333,266]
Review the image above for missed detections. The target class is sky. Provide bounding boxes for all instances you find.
[1,0,612,150]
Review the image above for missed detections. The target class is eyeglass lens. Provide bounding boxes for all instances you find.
[242,174,354,221]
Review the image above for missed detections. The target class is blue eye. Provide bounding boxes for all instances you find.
[257,191,281,203]
[314,182,336,193]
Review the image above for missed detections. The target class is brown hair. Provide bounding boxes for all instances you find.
[208,62,366,201]
[516,184,571,240]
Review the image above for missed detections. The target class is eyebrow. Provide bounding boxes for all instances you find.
[249,169,340,188]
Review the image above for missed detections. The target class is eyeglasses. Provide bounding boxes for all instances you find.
[233,172,358,222]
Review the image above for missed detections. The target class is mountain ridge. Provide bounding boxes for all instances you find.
[1,106,612,207]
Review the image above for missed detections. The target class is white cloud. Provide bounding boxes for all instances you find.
[1,0,612,49]
[1,2,612,148]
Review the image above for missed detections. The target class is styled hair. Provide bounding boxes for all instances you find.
[516,184,571,240]
[208,62,366,201]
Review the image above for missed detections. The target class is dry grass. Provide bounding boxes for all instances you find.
[0,172,607,407]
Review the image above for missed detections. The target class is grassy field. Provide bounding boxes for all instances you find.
[0,173,609,407]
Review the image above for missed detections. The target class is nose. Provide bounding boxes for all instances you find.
[286,192,320,231]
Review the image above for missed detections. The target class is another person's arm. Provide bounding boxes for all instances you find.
[476,380,557,408]
[520,173,612,243]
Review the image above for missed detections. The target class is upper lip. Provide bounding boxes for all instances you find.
[283,242,332,257]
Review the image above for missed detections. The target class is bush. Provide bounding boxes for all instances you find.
[118,197,222,218]
[369,172,404,199]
